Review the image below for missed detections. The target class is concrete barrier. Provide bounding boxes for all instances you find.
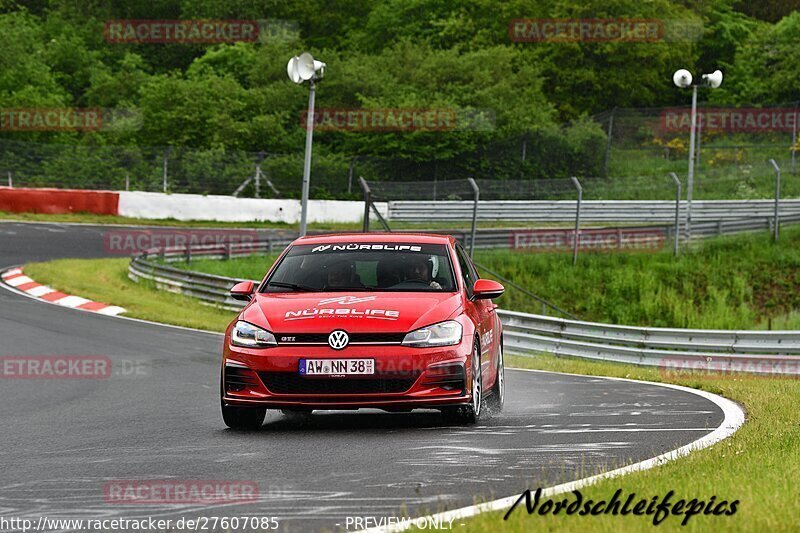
[117,191,385,224]
[0,186,119,215]
[0,187,387,224]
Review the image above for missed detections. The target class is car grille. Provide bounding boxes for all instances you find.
[225,366,261,392]
[275,332,405,345]
[258,372,420,395]
[420,363,466,392]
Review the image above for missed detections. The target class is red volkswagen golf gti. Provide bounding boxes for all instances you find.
[220,233,505,429]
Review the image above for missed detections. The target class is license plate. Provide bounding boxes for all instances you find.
[299,359,375,376]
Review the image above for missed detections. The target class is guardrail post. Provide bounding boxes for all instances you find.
[769,159,781,242]
[125,173,130,191]
[7,171,11,188]
[467,177,480,257]
[347,155,362,195]
[185,246,191,263]
[359,177,371,233]
[570,177,583,266]
[224,243,231,260]
[792,102,797,174]
[603,107,615,178]
[669,173,681,256]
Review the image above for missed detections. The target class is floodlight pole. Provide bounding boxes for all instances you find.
[669,172,681,256]
[570,177,582,266]
[686,85,697,243]
[769,159,781,242]
[467,177,480,257]
[299,80,316,236]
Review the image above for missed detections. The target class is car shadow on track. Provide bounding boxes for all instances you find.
[219,409,502,435]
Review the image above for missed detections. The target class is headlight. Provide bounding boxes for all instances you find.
[231,320,277,348]
[402,320,463,347]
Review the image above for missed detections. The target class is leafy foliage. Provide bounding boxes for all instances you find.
[0,1,796,194]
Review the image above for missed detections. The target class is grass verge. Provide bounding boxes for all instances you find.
[23,258,235,332]
[15,256,800,530]
[456,353,799,532]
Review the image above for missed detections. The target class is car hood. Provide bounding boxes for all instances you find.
[241,292,463,334]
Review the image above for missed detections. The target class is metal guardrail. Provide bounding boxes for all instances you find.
[499,310,800,376]
[128,240,800,375]
[387,199,800,223]
[128,239,292,311]
[459,215,800,251]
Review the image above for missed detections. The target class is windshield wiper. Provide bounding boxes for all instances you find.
[266,281,317,292]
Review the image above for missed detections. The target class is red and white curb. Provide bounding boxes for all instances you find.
[1,267,126,316]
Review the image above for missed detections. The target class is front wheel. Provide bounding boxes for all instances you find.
[222,403,266,430]
[442,340,484,424]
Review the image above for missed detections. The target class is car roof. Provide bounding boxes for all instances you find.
[293,232,456,246]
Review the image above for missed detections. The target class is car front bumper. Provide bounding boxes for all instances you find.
[221,337,473,410]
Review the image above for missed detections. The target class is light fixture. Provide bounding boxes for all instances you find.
[672,68,723,243]
[287,53,327,236]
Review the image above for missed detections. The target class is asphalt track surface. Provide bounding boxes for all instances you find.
[0,221,726,532]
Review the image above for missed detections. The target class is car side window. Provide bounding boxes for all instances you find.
[455,243,477,296]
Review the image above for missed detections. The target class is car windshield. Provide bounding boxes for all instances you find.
[262,242,457,293]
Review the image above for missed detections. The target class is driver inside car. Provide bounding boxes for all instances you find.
[324,260,363,289]
[403,257,442,290]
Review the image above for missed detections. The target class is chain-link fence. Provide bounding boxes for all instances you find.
[594,103,799,183]
[1,103,797,199]
[0,140,358,199]
[364,170,798,203]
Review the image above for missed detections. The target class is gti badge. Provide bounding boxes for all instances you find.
[328,330,349,350]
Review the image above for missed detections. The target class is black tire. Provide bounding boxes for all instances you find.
[442,339,484,424]
[222,402,267,430]
[487,342,505,414]
[220,371,266,430]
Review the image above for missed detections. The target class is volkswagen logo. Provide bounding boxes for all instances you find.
[328,330,349,350]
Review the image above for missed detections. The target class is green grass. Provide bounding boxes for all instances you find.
[164,227,800,330]
[455,353,800,532]
[169,254,281,281]
[24,258,236,332]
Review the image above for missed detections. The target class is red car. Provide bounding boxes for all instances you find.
[220,233,505,429]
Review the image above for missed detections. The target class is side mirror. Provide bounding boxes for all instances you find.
[473,279,504,300]
[230,281,255,301]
